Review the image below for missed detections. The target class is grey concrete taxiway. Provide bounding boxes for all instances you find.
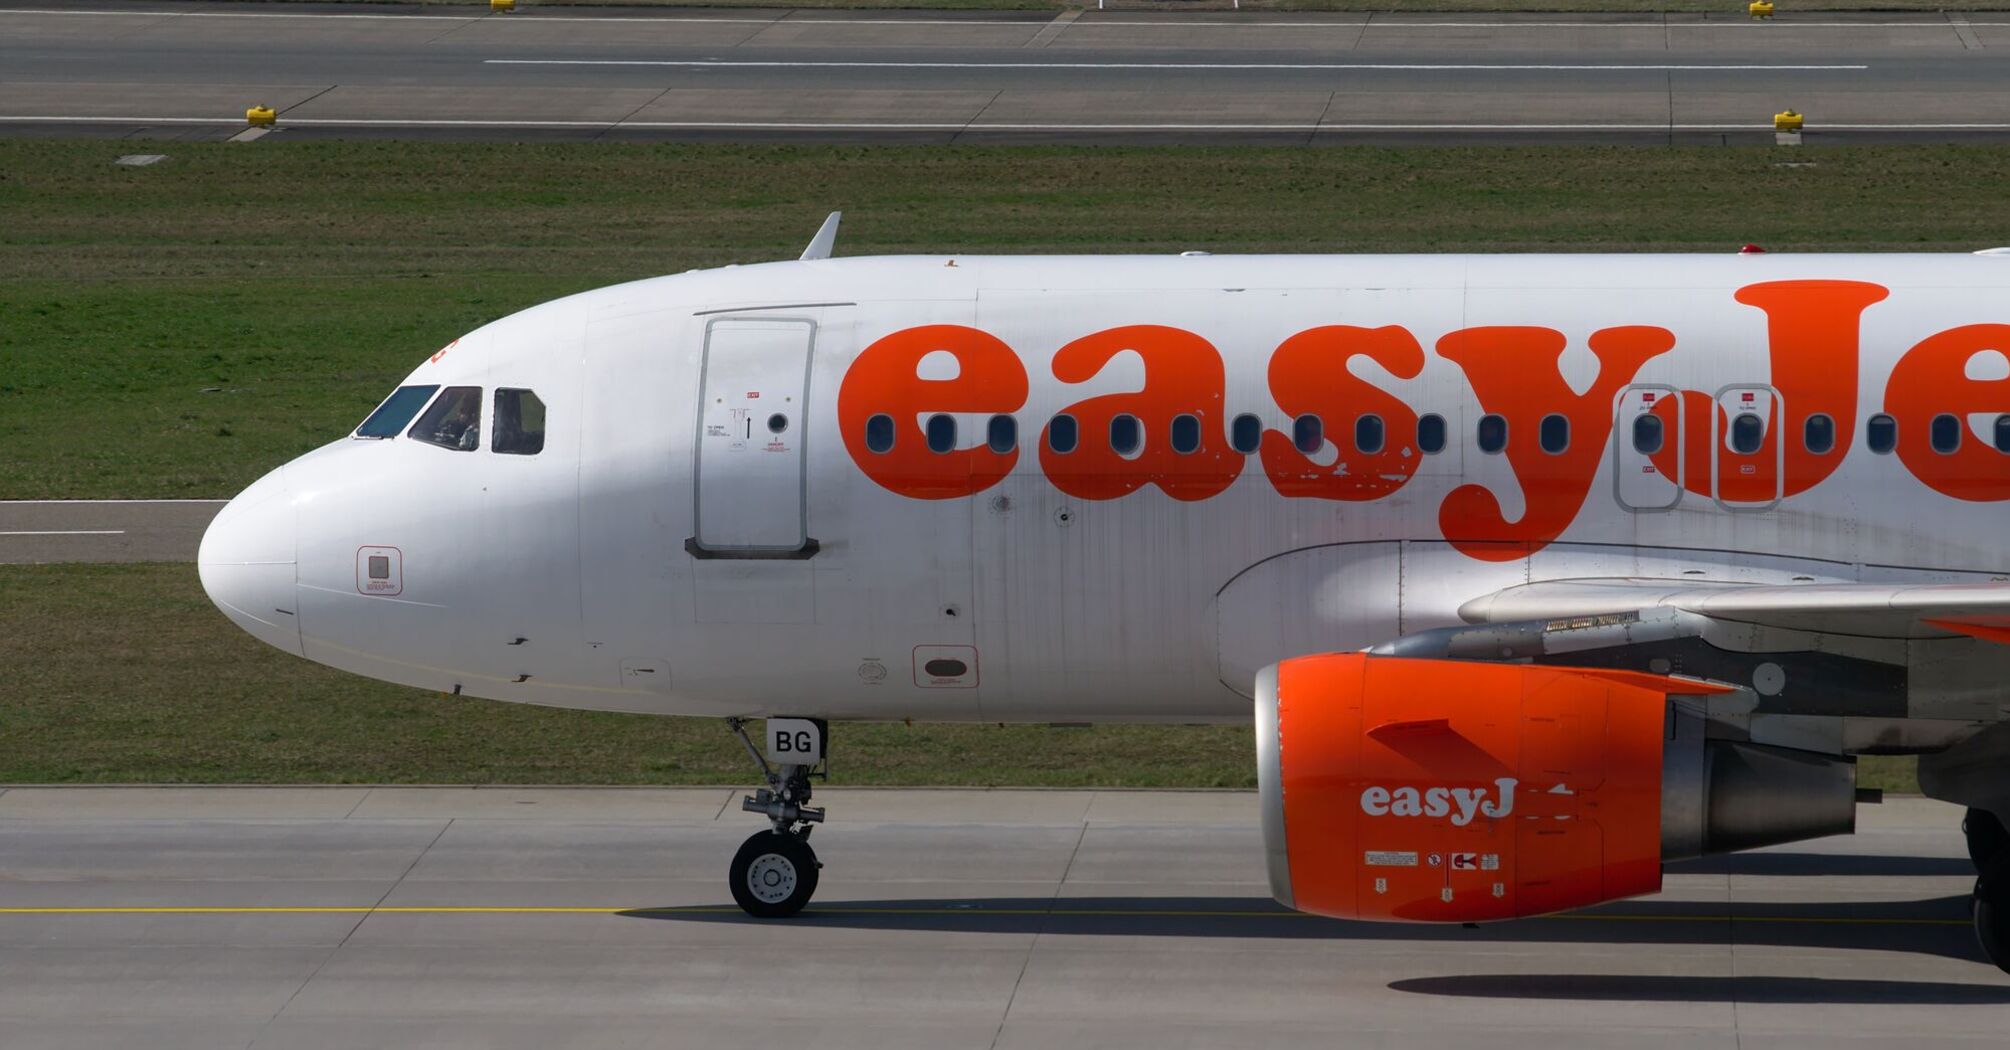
[11,3,2010,143]
[0,500,222,563]
[0,787,2005,1048]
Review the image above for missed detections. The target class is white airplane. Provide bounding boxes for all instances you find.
[200,216,2010,970]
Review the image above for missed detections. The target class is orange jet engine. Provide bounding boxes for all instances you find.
[1254,653,1784,924]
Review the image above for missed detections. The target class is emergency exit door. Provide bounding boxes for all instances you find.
[1614,386,1682,510]
[693,317,816,554]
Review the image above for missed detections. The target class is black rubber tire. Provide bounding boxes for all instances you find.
[1976,854,2010,976]
[729,830,820,918]
[1965,808,2009,871]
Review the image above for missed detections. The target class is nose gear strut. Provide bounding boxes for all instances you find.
[725,717,827,917]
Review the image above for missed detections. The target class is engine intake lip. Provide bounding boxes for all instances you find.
[1253,663,1294,910]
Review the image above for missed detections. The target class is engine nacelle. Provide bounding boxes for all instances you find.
[1255,653,1856,923]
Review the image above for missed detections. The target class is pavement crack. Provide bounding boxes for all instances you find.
[1313,90,1341,146]
[277,85,336,118]
[421,14,487,46]
[1950,14,1983,51]
[989,821,1088,1050]
[1025,9,1080,49]
[957,89,1005,145]
[241,819,454,1050]
[603,85,678,140]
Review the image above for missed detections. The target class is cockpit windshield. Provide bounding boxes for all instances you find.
[355,385,440,439]
[409,386,483,451]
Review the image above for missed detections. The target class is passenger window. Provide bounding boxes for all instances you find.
[1867,414,1897,454]
[1477,414,1507,454]
[1932,413,1962,454]
[492,388,546,456]
[1539,413,1569,454]
[1416,414,1446,455]
[1110,414,1143,456]
[1292,415,1323,454]
[1355,414,1384,454]
[1631,414,1663,455]
[987,414,1016,454]
[865,414,895,454]
[357,384,439,439]
[1730,413,1765,455]
[1170,414,1201,455]
[1048,414,1079,454]
[1230,413,1262,455]
[408,386,483,451]
[925,413,956,454]
[1997,415,2010,453]
[1804,413,1835,455]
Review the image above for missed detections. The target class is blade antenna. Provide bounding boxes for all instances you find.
[799,211,842,261]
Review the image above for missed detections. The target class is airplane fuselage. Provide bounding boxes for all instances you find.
[198,253,2010,726]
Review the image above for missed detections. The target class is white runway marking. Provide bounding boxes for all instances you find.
[0,530,125,537]
[487,59,1871,72]
[0,9,2001,29]
[14,115,2010,132]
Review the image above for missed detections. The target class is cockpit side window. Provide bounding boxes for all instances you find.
[409,386,483,451]
[355,385,439,439]
[492,388,546,456]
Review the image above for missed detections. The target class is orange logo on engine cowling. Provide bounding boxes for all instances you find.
[1359,778,1517,826]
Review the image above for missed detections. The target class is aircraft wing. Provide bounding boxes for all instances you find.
[1458,578,2010,641]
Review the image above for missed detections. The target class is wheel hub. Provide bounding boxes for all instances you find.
[746,852,799,903]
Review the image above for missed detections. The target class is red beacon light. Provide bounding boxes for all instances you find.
[1739,244,1767,255]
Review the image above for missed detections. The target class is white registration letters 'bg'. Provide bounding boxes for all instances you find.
[766,717,825,765]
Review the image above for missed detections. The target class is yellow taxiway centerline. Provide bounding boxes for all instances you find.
[0,906,1970,925]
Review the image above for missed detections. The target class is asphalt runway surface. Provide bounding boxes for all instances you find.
[0,500,221,563]
[11,3,2010,143]
[1,787,2004,1047]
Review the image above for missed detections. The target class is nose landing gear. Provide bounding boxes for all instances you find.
[726,717,827,918]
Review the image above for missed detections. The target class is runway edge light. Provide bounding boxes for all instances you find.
[1750,1,1775,19]
[492,0,516,11]
[245,106,275,127]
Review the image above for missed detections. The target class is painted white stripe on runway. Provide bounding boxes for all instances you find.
[0,531,126,537]
[487,60,1870,71]
[0,9,2001,29]
[16,115,2010,132]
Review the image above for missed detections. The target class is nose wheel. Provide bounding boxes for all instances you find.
[731,829,820,918]
[725,716,828,919]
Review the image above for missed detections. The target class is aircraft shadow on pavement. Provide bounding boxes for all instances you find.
[1388,974,2010,1005]
[1667,851,1975,878]
[621,892,1989,966]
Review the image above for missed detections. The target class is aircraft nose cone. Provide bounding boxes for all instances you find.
[198,464,301,656]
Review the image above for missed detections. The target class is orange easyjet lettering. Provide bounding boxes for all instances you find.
[1886,324,2010,501]
[1647,281,1888,501]
[838,324,1028,499]
[832,283,2005,553]
[1039,325,1242,502]
[1260,326,1425,502]
[1436,325,1673,561]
